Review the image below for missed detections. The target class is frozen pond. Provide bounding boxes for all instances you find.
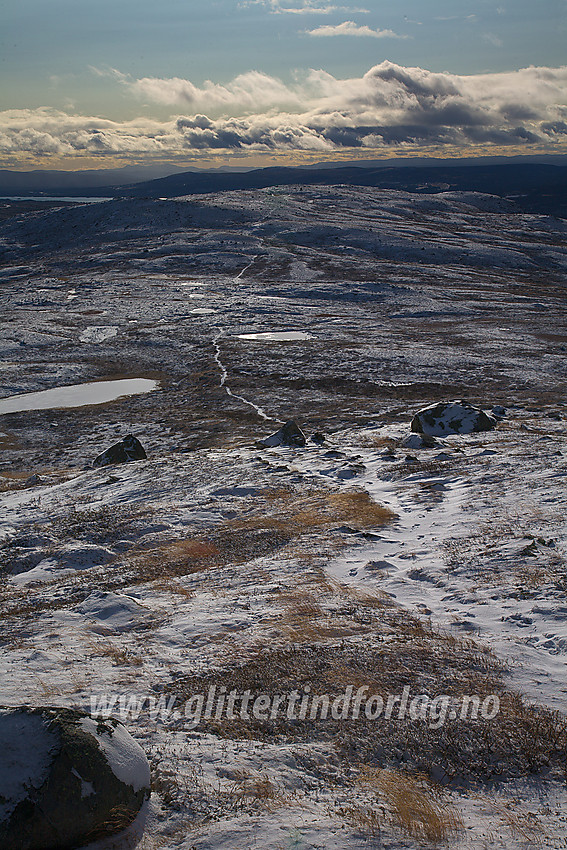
[237,331,313,342]
[0,378,159,415]
[0,196,113,203]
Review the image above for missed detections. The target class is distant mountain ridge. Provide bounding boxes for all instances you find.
[0,164,186,194]
[1,161,566,217]
[120,163,567,218]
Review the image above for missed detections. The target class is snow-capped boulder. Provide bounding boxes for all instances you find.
[93,434,147,467]
[257,419,307,448]
[0,707,150,850]
[411,401,497,437]
[401,433,439,449]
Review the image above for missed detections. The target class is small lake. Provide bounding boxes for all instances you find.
[0,196,113,203]
[237,331,313,342]
[0,378,159,415]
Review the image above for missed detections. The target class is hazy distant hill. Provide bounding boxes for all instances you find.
[121,163,567,218]
[1,161,566,217]
[0,164,186,194]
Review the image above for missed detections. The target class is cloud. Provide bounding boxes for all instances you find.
[111,69,306,111]
[240,0,369,14]
[435,14,477,21]
[307,21,408,38]
[2,63,567,164]
[483,32,503,47]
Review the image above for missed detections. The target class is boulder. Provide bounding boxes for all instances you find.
[257,420,307,448]
[402,433,439,450]
[411,401,497,437]
[0,706,150,850]
[311,431,326,445]
[93,434,147,467]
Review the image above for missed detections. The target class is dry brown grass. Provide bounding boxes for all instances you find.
[225,769,290,812]
[150,578,195,598]
[279,615,372,643]
[266,566,388,643]
[0,483,395,635]
[160,539,220,560]
[35,677,64,698]
[357,767,463,843]
[0,470,32,480]
[336,802,382,840]
[340,584,390,608]
[227,487,395,536]
[496,693,567,767]
[116,487,393,592]
[272,590,377,643]
[326,490,396,527]
[151,755,290,821]
[485,798,546,845]
[88,639,144,667]
[118,536,222,585]
[169,618,567,787]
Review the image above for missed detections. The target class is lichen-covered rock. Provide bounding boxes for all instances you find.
[257,419,307,448]
[93,434,147,467]
[411,401,497,437]
[0,706,150,850]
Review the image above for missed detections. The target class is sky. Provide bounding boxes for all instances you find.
[1,0,566,170]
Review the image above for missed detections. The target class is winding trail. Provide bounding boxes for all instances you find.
[211,255,282,421]
[234,255,258,280]
[212,328,280,423]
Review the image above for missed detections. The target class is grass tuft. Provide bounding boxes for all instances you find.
[358,766,463,843]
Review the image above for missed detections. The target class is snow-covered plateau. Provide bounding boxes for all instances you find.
[0,184,566,848]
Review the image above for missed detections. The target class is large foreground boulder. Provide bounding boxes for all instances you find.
[257,419,307,448]
[93,434,147,467]
[0,706,150,850]
[411,401,497,436]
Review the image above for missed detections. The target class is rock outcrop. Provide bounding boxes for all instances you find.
[411,401,497,437]
[93,434,147,467]
[257,420,307,448]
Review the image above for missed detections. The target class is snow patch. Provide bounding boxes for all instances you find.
[80,717,150,793]
[11,544,116,585]
[289,260,321,281]
[75,591,152,631]
[79,326,118,344]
